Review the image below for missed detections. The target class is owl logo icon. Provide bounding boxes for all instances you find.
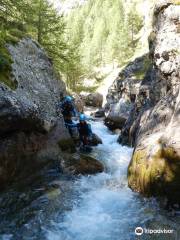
[135,227,144,236]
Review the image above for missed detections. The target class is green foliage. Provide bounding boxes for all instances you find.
[126,4,143,47]
[173,0,180,5]
[0,0,144,92]
[0,0,30,88]
[0,42,16,89]
[0,51,10,71]
[65,0,143,73]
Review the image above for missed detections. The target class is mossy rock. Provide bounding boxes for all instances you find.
[133,55,152,80]
[0,25,29,89]
[62,153,104,175]
[58,138,76,153]
[128,145,180,203]
[0,44,16,89]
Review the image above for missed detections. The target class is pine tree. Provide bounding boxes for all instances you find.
[126,3,143,48]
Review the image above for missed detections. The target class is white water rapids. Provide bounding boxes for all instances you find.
[0,119,179,240]
[45,120,179,240]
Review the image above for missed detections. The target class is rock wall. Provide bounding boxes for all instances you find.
[128,0,180,203]
[106,0,180,203]
[105,54,152,133]
[0,38,71,188]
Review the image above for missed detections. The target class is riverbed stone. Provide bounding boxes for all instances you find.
[85,92,103,108]
[105,100,132,130]
[94,108,105,118]
[89,133,103,146]
[61,153,104,175]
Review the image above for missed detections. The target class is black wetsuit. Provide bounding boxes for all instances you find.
[77,122,92,145]
[61,101,76,118]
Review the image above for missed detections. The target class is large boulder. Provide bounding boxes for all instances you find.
[85,92,103,108]
[61,153,104,175]
[105,99,133,130]
[128,1,180,203]
[0,38,71,188]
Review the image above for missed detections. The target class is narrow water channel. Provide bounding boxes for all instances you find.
[0,120,179,240]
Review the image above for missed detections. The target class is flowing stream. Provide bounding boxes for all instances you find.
[0,120,180,240]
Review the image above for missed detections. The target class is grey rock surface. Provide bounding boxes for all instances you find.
[85,92,103,108]
[106,1,180,202]
[105,54,149,132]
[105,99,133,130]
[0,38,71,188]
[127,1,180,203]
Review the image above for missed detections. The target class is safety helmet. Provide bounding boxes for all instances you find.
[79,114,86,121]
[65,95,72,102]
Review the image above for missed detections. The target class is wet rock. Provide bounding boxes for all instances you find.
[0,38,71,188]
[94,108,105,118]
[58,138,76,153]
[61,153,104,175]
[89,133,103,146]
[105,99,132,130]
[85,92,103,108]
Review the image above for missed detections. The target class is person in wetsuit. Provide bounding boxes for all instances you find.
[60,96,77,119]
[60,95,77,136]
[77,114,92,146]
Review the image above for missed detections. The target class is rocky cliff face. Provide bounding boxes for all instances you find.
[107,1,180,203]
[0,38,71,188]
[105,54,151,132]
[128,0,180,203]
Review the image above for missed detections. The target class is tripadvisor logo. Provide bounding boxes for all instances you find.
[135,227,174,236]
[135,227,143,236]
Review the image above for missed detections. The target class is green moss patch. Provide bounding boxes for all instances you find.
[0,44,16,89]
[58,138,76,153]
[0,23,28,89]
[128,144,180,202]
[133,56,152,80]
[6,29,27,45]
[162,147,180,162]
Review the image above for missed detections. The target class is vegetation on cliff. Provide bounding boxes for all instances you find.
[0,0,81,90]
[0,0,144,92]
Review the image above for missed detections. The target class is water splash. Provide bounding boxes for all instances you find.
[45,121,143,240]
[0,120,179,240]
